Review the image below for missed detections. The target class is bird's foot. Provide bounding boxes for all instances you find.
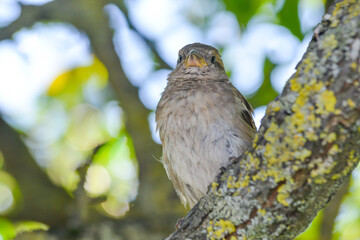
[175,217,185,230]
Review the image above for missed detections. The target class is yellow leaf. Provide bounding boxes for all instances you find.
[48,55,108,96]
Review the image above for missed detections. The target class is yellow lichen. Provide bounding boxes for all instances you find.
[291,111,306,131]
[351,62,357,70]
[320,35,338,58]
[329,144,339,155]
[348,1,360,18]
[227,176,237,189]
[306,131,319,141]
[328,132,337,142]
[212,182,219,191]
[347,99,355,108]
[321,132,337,144]
[332,173,341,180]
[290,78,301,92]
[277,185,290,207]
[207,224,214,233]
[264,122,283,142]
[237,175,250,188]
[315,178,326,184]
[334,151,359,178]
[207,219,236,240]
[258,208,266,216]
[252,134,259,148]
[316,90,337,115]
[294,149,312,161]
[331,0,357,27]
[302,56,315,74]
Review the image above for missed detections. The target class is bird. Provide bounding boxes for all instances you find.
[155,43,256,208]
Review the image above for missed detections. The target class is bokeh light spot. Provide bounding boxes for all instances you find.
[84,165,111,196]
[0,184,13,213]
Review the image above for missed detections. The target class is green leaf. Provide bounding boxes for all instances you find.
[277,0,303,40]
[14,221,49,235]
[223,0,268,27]
[0,218,16,240]
[92,133,137,167]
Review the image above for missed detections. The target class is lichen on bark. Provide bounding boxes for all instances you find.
[167,1,360,239]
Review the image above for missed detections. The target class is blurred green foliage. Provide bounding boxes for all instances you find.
[248,57,278,108]
[0,218,48,240]
[278,0,303,39]
[223,0,272,27]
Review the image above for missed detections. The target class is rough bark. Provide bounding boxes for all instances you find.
[167,1,360,239]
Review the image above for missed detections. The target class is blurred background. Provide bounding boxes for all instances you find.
[0,0,359,239]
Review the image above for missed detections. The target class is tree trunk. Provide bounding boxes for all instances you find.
[167,1,360,239]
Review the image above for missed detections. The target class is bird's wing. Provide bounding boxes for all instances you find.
[233,88,257,131]
[162,152,189,207]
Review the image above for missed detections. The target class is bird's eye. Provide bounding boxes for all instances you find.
[177,55,183,64]
[211,55,216,63]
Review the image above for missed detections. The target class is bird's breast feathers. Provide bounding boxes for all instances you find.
[156,82,254,207]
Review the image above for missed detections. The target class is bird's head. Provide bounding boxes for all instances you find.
[168,43,228,81]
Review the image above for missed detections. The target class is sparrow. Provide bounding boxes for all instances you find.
[155,43,256,208]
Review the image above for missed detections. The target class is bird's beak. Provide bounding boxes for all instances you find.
[184,50,207,68]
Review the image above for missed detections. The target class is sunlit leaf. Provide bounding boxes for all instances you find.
[46,146,83,192]
[48,55,108,96]
[92,134,137,167]
[65,104,109,151]
[89,134,139,217]
[84,164,111,196]
[0,218,16,240]
[0,171,21,214]
[14,221,49,234]
[101,195,130,218]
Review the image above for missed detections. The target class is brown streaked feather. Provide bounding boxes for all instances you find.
[232,88,256,130]
[155,43,257,209]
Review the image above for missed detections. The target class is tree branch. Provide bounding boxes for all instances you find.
[319,177,350,240]
[167,1,360,239]
[109,0,172,70]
